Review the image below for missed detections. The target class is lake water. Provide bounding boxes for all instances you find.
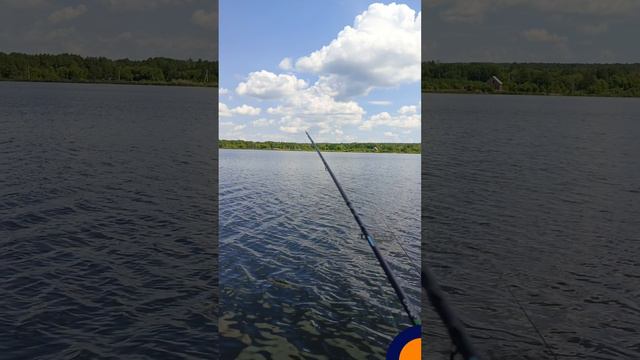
[423,93,640,359]
[0,82,218,359]
[219,149,421,359]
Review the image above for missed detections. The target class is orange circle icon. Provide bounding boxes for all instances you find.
[399,338,421,360]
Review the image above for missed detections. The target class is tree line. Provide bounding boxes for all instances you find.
[219,140,420,154]
[0,52,218,87]
[422,61,640,97]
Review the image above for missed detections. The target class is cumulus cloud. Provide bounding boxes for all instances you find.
[219,88,229,95]
[522,28,568,46]
[219,102,232,117]
[236,70,308,99]
[398,105,417,115]
[279,57,292,71]
[48,4,87,23]
[278,117,309,134]
[294,2,420,98]
[527,0,640,15]
[219,102,261,117]
[436,0,640,23]
[360,104,420,130]
[252,118,274,127]
[266,83,365,129]
[220,121,248,139]
[226,3,420,140]
[369,100,392,106]
[192,9,216,30]
[234,70,366,135]
[231,104,261,116]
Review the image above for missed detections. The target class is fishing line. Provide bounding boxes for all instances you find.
[490,261,559,360]
[377,213,420,271]
[306,131,419,326]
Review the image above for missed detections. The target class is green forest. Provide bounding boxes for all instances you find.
[0,52,217,87]
[422,62,640,97]
[219,140,420,154]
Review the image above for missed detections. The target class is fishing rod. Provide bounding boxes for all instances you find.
[421,267,480,360]
[305,131,419,326]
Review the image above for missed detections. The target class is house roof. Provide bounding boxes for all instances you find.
[490,75,503,84]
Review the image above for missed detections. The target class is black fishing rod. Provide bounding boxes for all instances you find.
[421,267,480,360]
[305,131,419,326]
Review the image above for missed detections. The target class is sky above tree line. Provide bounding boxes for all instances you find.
[423,0,640,63]
[0,0,217,60]
[219,1,421,143]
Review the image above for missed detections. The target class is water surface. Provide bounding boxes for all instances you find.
[0,82,218,359]
[423,93,640,359]
[220,149,420,359]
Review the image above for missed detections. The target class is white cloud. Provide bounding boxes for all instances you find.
[279,57,292,71]
[252,118,274,127]
[192,9,216,30]
[294,3,420,98]
[236,70,308,99]
[48,5,87,23]
[231,104,261,116]
[437,0,640,23]
[220,102,261,117]
[369,100,392,106]
[360,104,421,130]
[223,3,421,141]
[219,102,232,117]
[384,131,395,137]
[398,105,417,115]
[267,82,365,129]
[522,28,568,47]
[219,120,247,139]
[279,117,309,134]
[219,88,229,95]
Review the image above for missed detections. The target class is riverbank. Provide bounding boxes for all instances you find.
[422,88,640,98]
[219,140,420,154]
[0,52,218,87]
[1,78,216,88]
[422,61,640,98]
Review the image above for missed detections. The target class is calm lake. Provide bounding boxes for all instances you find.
[220,149,421,359]
[423,93,640,359]
[0,82,218,359]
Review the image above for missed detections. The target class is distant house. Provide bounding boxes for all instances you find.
[487,75,503,91]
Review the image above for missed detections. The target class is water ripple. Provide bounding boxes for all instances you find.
[220,149,420,359]
[0,82,218,359]
[423,94,640,359]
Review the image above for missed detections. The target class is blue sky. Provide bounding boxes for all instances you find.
[219,1,421,143]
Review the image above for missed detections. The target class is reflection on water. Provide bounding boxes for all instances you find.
[423,93,640,359]
[220,149,420,359]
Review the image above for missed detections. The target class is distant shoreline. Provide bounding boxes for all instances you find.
[422,89,640,98]
[0,52,218,87]
[1,78,216,88]
[220,147,421,155]
[219,140,420,154]
[422,62,640,98]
